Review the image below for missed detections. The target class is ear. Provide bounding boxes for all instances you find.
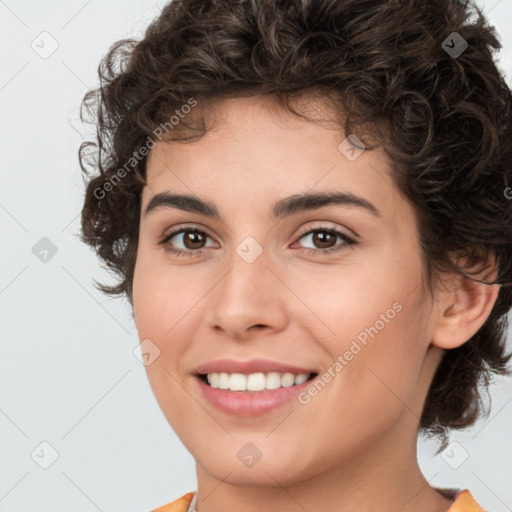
[431,254,500,350]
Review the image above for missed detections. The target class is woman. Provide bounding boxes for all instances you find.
[78,0,512,510]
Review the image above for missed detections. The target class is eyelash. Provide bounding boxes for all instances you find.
[158,225,357,258]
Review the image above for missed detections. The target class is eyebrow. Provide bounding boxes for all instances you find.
[143,191,381,220]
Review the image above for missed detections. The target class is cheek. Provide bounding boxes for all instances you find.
[321,291,430,437]
[287,309,430,470]
[289,251,430,424]
[132,248,203,338]
[132,251,214,420]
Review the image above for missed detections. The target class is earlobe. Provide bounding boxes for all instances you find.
[431,273,500,350]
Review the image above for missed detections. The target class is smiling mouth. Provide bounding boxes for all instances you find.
[197,371,318,392]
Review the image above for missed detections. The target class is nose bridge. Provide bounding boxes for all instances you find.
[205,238,287,337]
[218,239,272,308]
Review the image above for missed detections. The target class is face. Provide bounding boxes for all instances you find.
[132,95,443,487]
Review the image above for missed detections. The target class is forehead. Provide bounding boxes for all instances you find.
[143,95,407,224]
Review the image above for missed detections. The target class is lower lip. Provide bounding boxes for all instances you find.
[195,375,314,416]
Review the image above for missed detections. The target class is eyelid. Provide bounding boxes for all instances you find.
[294,222,357,241]
[159,222,216,242]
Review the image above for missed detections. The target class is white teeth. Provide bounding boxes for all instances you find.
[247,372,266,391]
[208,373,219,387]
[294,373,308,385]
[266,372,281,390]
[281,373,295,387]
[204,371,312,391]
[229,373,247,391]
[218,372,230,390]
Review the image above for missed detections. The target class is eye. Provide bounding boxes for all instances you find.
[158,226,216,257]
[293,226,357,255]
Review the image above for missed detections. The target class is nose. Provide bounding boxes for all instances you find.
[204,248,289,341]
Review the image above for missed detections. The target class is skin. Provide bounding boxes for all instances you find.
[132,95,499,512]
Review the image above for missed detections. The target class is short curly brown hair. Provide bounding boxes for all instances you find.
[78,0,512,449]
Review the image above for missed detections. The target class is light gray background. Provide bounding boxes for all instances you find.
[0,1,511,511]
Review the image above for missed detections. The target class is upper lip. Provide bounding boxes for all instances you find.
[194,358,317,375]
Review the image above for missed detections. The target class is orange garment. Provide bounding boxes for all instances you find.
[150,488,485,512]
[151,492,195,512]
[448,490,485,512]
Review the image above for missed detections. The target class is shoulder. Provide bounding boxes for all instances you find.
[150,491,195,512]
